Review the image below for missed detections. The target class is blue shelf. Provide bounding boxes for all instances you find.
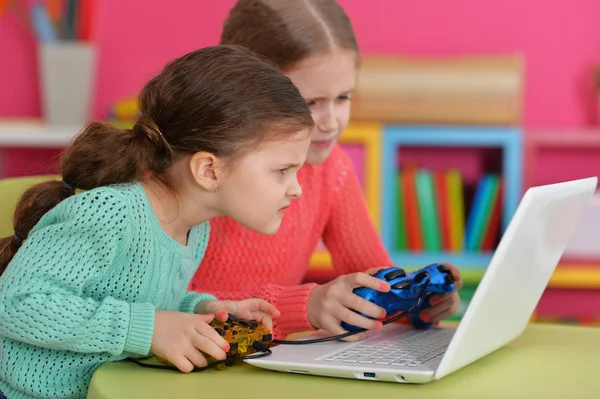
[391,252,493,269]
[380,125,523,271]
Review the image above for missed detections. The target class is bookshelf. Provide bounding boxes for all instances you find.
[381,125,523,283]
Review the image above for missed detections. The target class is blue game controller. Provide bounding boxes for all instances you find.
[341,263,456,332]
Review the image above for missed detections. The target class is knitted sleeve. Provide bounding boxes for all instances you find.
[205,284,318,339]
[180,291,217,314]
[0,189,154,357]
[323,149,395,274]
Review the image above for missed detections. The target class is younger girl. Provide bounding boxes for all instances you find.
[0,44,313,399]
[190,0,463,340]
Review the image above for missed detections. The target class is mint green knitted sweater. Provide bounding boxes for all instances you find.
[0,183,216,399]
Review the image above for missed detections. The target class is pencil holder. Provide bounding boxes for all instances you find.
[38,41,96,127]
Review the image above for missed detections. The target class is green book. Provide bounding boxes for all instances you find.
[416,169,441,251]
[395,170,408,251]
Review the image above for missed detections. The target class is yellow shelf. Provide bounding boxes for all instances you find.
[438,266,600,288]
[309,249,332,268]
[452,267,600,289]
[548,267,600,289]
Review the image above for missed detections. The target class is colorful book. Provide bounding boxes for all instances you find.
[481,178,503,250]
[465,174,498,251]
[446,169,465,252]
[435,170,451,251]
[416,169,441,251]
[402,166,423,251]
[395,170,408,251]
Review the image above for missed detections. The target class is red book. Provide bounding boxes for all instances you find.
[482,179,503,250]
[402,166,423,251]
[435,170,450,251]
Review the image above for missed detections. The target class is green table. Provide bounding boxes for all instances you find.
[88,324,600,399]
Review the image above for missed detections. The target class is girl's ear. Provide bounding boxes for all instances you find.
[188,152,224,192]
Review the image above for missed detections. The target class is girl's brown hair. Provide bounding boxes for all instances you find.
[0,44,313,275]
[220,0,359,71]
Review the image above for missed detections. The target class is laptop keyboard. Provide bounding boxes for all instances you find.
[318,328,453,367]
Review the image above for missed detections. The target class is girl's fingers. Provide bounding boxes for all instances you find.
[320,314,367,342]
[192,333,227,361]
[184,348,208,370]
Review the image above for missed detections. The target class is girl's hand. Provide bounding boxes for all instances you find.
[196,298,281,331]
[418,263,463,324]
[307,271,390,342]
[150,311,229,373]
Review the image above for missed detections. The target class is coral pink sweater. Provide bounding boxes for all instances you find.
[189,145,395,338]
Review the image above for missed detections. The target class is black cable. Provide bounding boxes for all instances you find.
[127,343,272,372]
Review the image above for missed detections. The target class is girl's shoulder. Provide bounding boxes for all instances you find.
[316,144,356,186]
[23,183,140,254]
[36,183,141,229]
[61,184,137,212]
[326,144,354,169]
[301,144,354,179]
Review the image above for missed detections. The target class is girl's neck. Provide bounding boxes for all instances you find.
[140,174,214,246]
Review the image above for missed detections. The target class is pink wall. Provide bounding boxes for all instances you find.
[1,0,599,128]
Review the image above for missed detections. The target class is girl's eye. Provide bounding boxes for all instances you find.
[278,168,289,175]
[306,100,316,107]
[338,94,351,101]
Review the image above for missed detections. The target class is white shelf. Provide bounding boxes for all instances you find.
[0,120,80,147]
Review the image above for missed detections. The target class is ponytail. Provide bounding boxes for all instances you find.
[0,117,173,276]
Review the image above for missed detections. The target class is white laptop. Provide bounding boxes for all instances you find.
[246,177,598,383]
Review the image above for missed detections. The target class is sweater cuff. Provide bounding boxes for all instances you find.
[273,283,318,338]
[180,291,217,314]
[125,302,155,356]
